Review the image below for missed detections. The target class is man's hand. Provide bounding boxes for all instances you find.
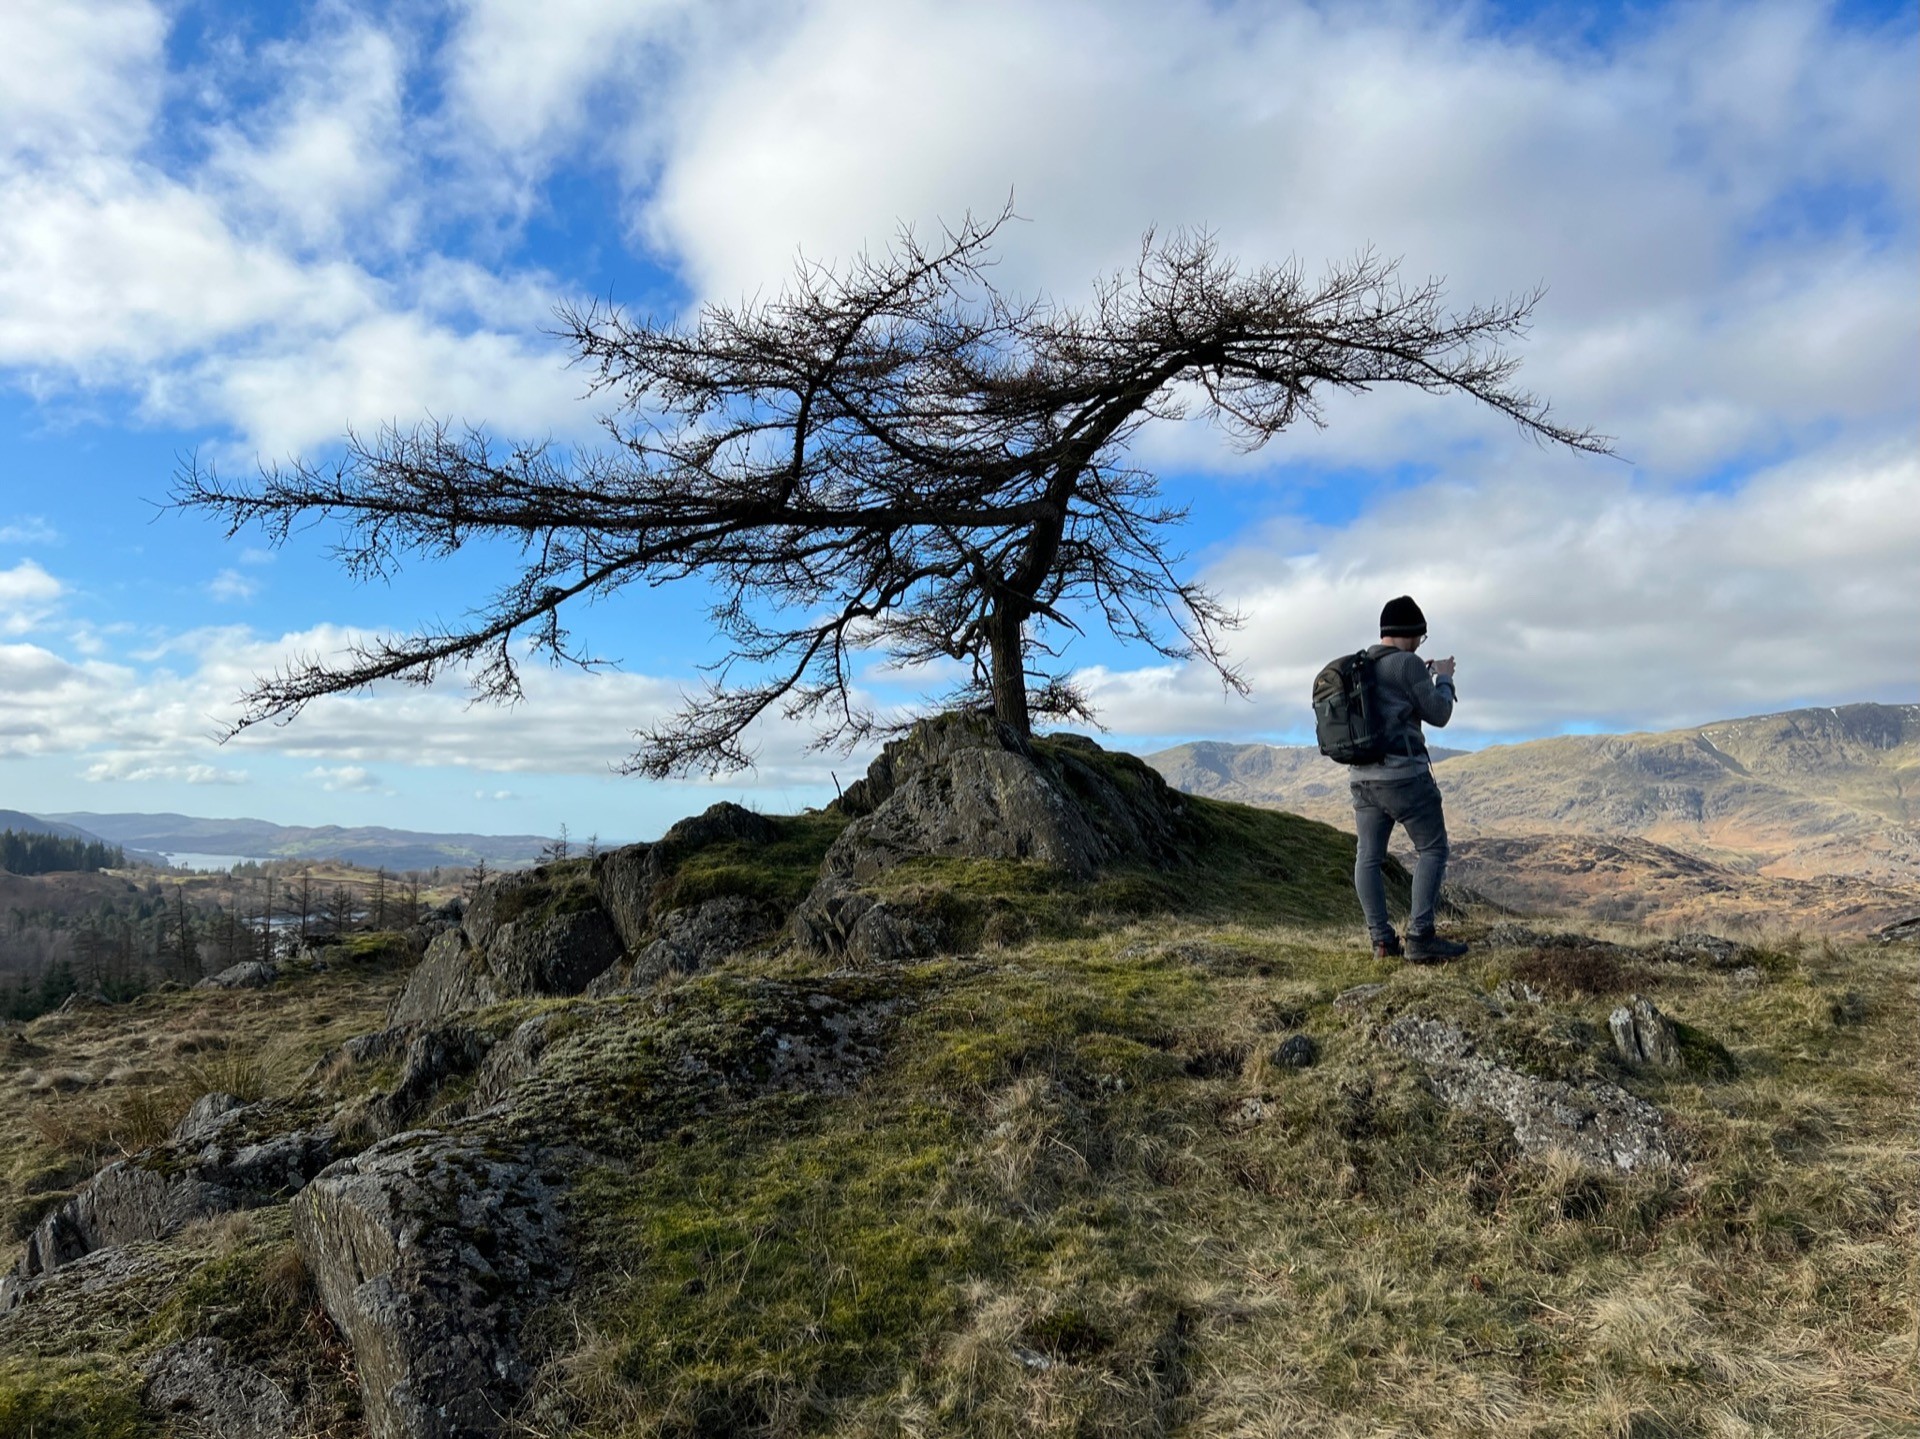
[1429,656,1457,680]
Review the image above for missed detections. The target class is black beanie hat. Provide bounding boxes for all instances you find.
[1379,595,1426,637]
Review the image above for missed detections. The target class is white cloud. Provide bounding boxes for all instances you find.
[444,0,697,167]
[206,568,259,603]
[0,0,164,161]
[202,18,411,253]
[306,764,381,793]
[1075,437,1920,744]
[475,788,518,801]
[0,560,62,633]
[0,517,59,545]
[81,755,249,785]
[631,0,1916,477]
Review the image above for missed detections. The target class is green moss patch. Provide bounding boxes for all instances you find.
[653,810,850,917]
[0,1357,152,1439]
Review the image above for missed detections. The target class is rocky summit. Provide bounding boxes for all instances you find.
[0,715,1913,1438]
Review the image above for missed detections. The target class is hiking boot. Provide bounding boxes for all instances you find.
[1371,933,1404,960]
[1405,931,1469,964]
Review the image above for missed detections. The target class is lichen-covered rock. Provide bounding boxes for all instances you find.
[1609,994,1683,1069]
[791,879,947,965]
[2,1121,337,1309]
[174,1091,247,1146]
[828,742,1111,881]
[795,718,1184,962]
[828,717,1185,884]
[620,894,779,988]
[367,1025,496,1134]
[1654,932,1755,968]
[0,1236,193,1347]
[463,1013,561,1113]
[592,802,780,952]
[292,1132,570,1439]
[388,902,622,1028]
[1377,1013,1673,1171]
[487,908,623,996]
[388,930,502,1028]
[142,1336,296,1439]
[196,960,278,990]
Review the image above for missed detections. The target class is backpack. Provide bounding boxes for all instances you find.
[1312,650,1387,765]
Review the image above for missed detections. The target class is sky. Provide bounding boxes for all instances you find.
[0,0,1915,846]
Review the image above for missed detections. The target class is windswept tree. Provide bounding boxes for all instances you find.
[176,215,1606,776]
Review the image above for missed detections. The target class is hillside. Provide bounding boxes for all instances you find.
[1148,703,1920,932]
[0,719,1912,1438]
[42,812,558,872]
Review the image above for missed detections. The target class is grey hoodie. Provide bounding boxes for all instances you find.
[1347,644,1455,784]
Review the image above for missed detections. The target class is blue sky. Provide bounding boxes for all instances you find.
[1,0,1915,844]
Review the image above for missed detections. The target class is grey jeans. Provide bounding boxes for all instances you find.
[1351,771,1450,942]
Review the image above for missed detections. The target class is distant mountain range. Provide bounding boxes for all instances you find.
[1148,702,1920,932]
[27,812,558,873]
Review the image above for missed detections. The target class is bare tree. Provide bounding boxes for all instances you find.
[176,214,1606,775]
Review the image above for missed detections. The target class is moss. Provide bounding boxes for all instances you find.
[653,810,850,916]
[491,859,601,928]
[1672,1019,1740,1081]
[0,1357,152,1438]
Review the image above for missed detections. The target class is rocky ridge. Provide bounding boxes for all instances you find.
[0,715,1748,1438]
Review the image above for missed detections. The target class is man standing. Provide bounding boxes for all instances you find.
[1351,595,1467,962]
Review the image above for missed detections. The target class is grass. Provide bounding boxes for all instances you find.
[1,794,1913,1438]
[505,914,1916,1437]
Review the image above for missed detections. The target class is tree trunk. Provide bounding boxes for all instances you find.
[985,604,1030,739]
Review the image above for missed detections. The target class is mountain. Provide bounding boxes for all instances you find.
[1147,703,1920,931]
[0,810,118,846]
[40,812,558,872]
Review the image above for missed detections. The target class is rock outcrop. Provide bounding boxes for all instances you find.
[1609,994,1683,1070]
[293,1132,571,1439]
[142,1337,297,1439]
[1379,1012,1674,1171]
[795,716,1187,961]
[388,889,621,1027]
[590,892,780,993]
[592,802,779,949]
[2,1106,336,1309]
[1339,983,1677,1173]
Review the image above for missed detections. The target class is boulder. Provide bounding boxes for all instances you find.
[795,717,1186,961]
[592,802,780,952]
[791,880,948,966]
[1608,994,1683,1069]
[1376,1012,1673,1172]
[388,905,621,1028]
[388,931,502,1029]
[293,1132,570,1439]
[196,961,279,990]
[142,1336,297,1439]
[1272,1034,1319,1069]
[174,1091,247,1146]
[2,1120,336,1309]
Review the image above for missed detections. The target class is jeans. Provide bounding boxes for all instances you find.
[1351,771,1450,943]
